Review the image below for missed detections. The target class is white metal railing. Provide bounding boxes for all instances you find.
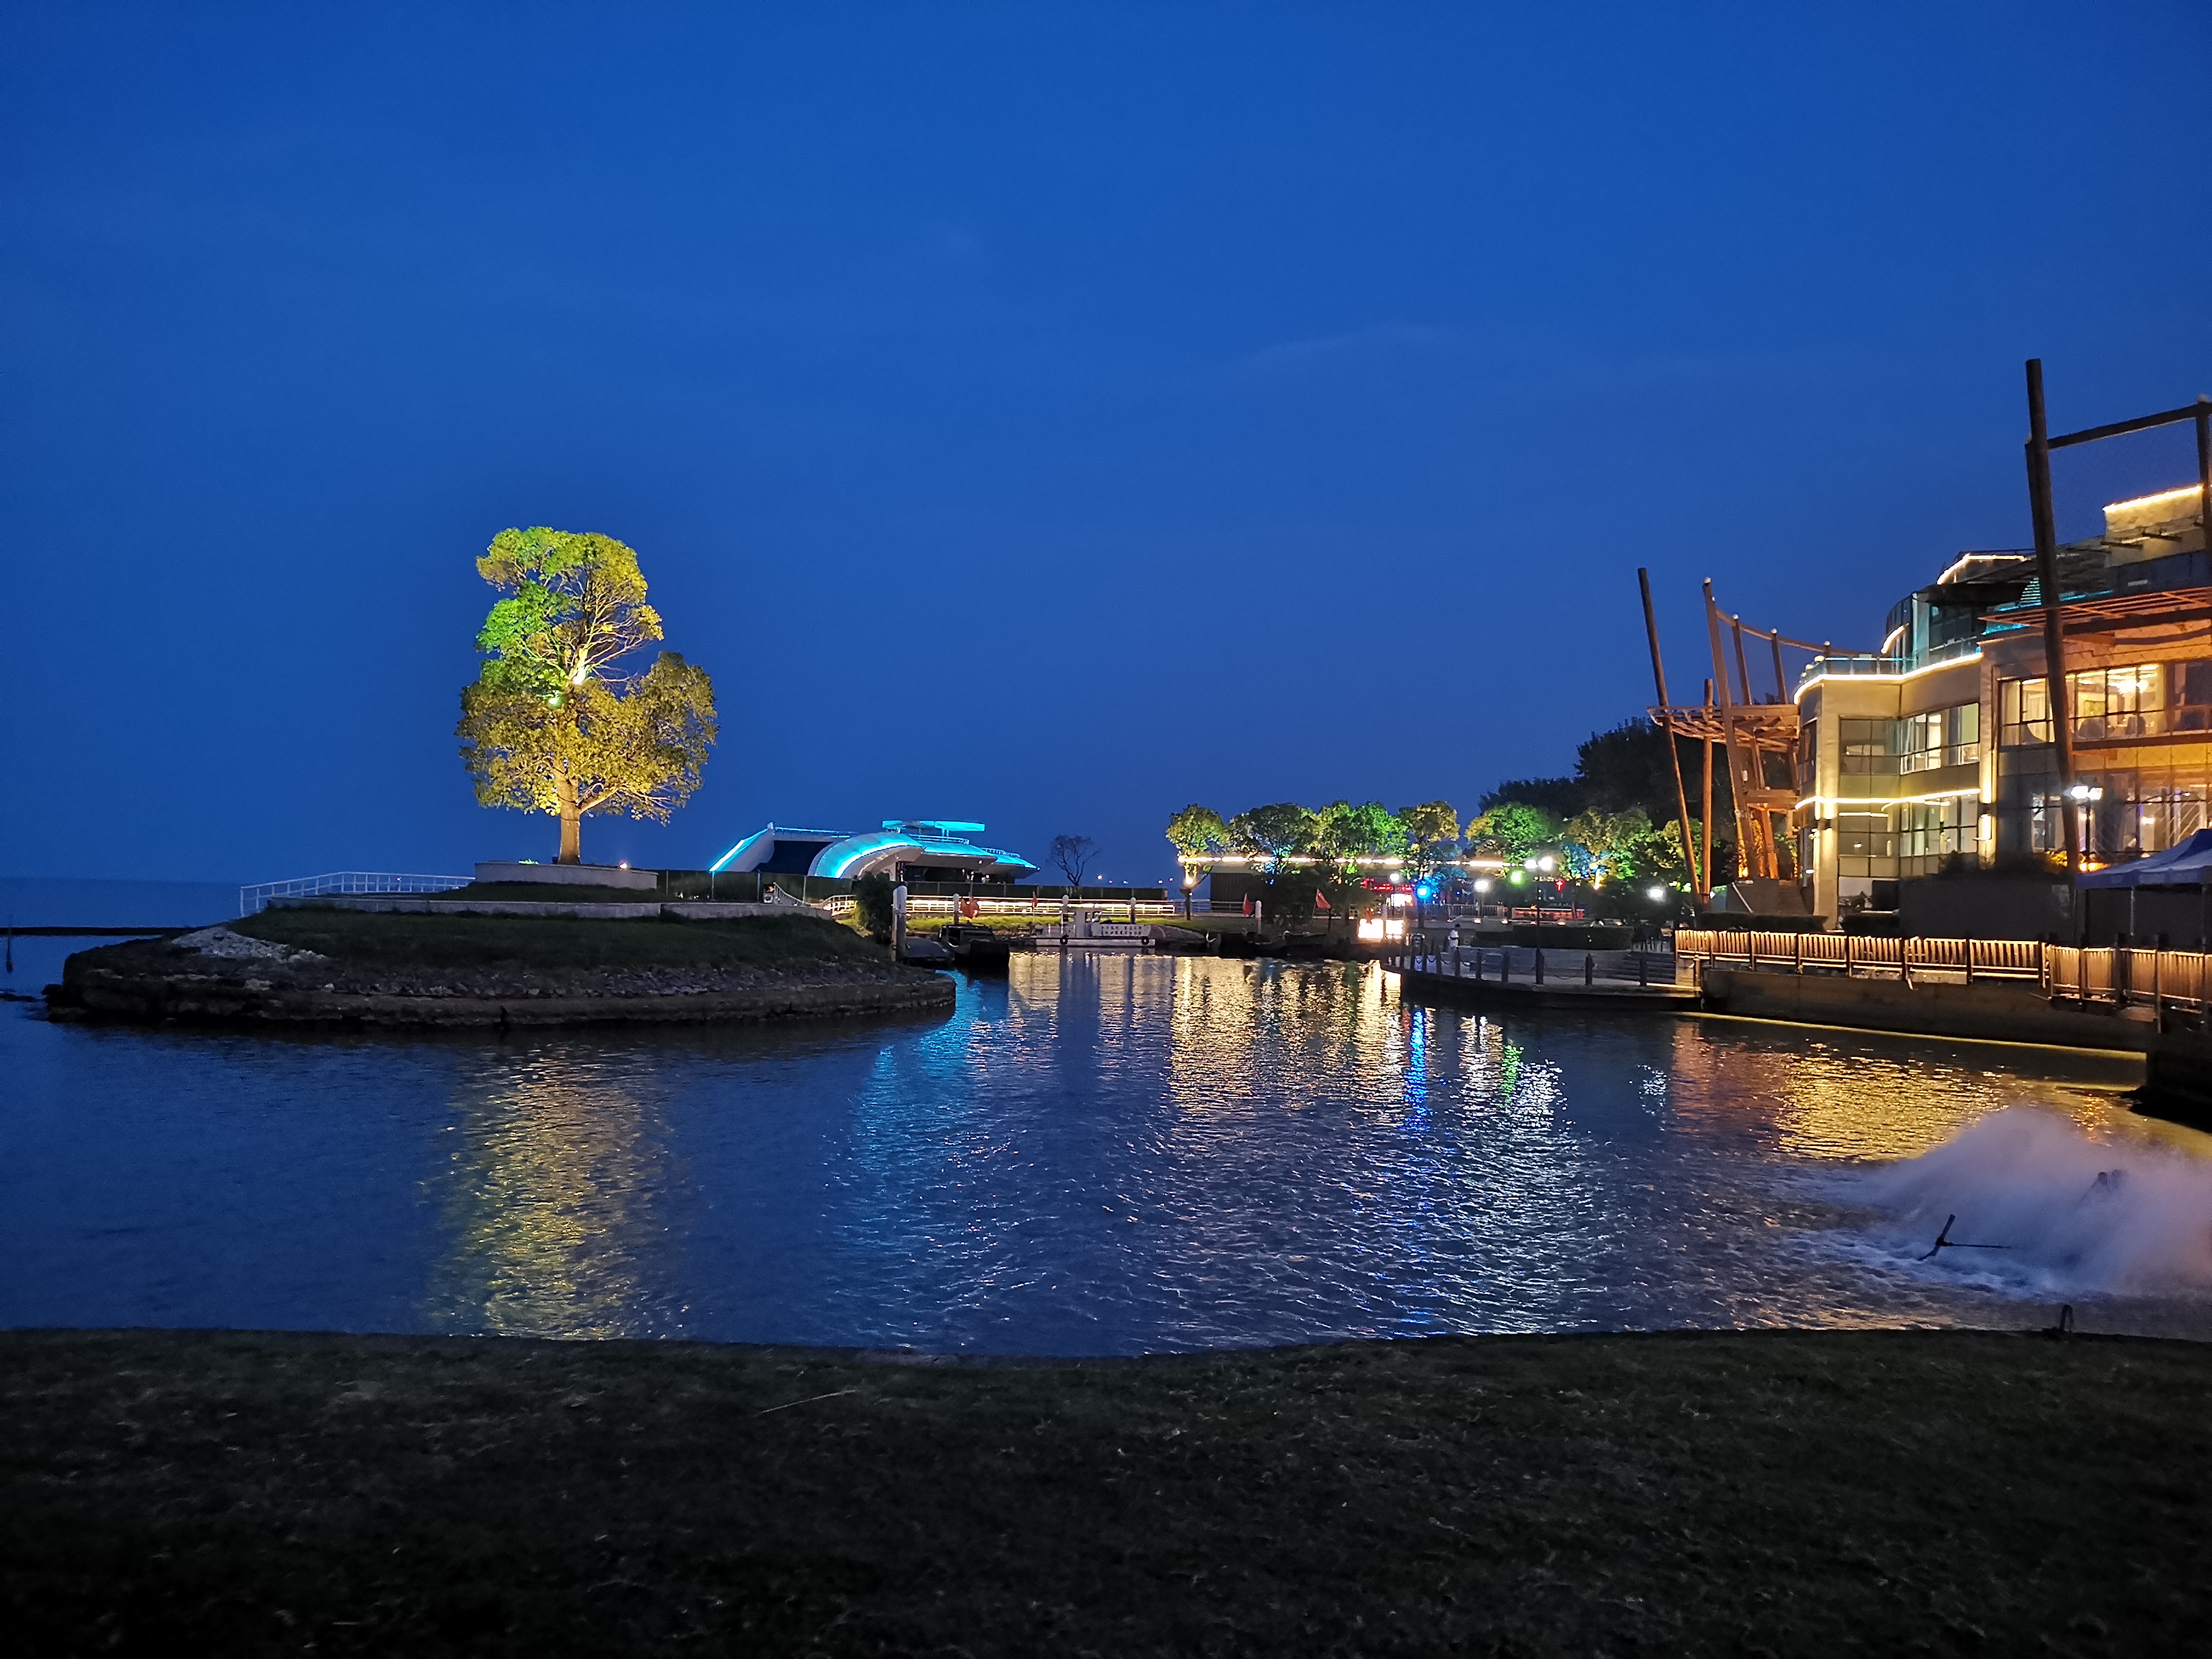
[238,871,471,916]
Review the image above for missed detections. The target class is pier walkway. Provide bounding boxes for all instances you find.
[1387,945,1697,1011]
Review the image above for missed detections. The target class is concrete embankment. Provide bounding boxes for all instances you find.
[53,960,955,1028]
[1699,968,2155,1053]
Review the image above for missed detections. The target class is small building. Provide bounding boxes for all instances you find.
[710,820,1037,884]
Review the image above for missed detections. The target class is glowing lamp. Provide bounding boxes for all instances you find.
[1646,885,1666,902]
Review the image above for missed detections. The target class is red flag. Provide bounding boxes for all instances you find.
[1242,896,1253,916]
[1314,890,1331,910]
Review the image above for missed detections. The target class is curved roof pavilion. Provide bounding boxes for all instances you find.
[710,820,1037,882]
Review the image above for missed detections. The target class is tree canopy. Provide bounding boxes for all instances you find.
[457,528,717,864]
[1164,805,1231,869]
[1226,803,1320,875]
[1313,800,1406,879]
[1464,802,1557,862]
[1395,800,1460,877]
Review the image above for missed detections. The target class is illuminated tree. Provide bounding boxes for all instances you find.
[1395,800,1461,877]
[1312,800,1406,881]
[1226,803,1320,877]
[1164,804,1230,879]
[1464,802,1557,863]
[1558,807,1651,885]
[457,527,718,865]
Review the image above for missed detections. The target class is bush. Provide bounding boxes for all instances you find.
[851,872,896,940]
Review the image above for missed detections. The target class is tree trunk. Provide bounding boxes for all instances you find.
[557,768,583,864]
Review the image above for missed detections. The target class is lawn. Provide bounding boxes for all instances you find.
[3,1327,2202,1655]
[230,908,893,974]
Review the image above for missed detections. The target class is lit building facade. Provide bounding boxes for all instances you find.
[1796,484,2211,920]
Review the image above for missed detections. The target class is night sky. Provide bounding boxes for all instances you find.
[6,5,2209,887]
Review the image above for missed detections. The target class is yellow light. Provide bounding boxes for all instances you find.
[1795,651,1982,702]
[2105,483,2207,515]
[1796,786,1983,810]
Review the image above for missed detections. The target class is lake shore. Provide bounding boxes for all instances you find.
[4,1326,2203,1656]
[45,908,954,1028]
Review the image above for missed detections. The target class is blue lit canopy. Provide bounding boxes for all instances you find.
[711,819,1036,881]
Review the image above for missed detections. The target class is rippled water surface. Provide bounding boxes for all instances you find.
[5,948,2208,1349]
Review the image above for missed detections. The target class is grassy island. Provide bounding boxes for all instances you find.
[50,909,953,1028]
[3,1327,2205,1656]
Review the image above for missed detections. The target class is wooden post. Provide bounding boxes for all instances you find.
[1640,568,1708,905]
[1706,584,1758,880]
[1701,679,1716,900]
[2024,359,2080,877]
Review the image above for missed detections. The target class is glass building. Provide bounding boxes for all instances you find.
[1795,481,2211,920]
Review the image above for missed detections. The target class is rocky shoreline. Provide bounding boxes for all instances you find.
[47,922,956,1029]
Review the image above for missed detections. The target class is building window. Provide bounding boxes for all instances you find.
[1797,717,1818,793]
[1839,719,1894,776]
[2020,771,2211,860]
[1897,797,1979,874]
[1897,703,1979,774]
[2000,661,2212,746]
[2000,677,2050,746]
[2074,666,2159,741]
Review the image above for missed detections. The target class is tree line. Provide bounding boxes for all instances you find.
[1165,718,1734,896]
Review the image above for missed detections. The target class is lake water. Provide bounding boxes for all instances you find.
[5,945,2210,1351]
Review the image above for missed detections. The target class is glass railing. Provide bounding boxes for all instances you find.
[1798,636,1982,689]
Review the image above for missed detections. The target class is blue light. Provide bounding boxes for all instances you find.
[811,828,1039,880]
[1415,882,1434,901]
[709,826,772,873]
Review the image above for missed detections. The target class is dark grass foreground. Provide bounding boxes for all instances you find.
[5,1329,2207,1656]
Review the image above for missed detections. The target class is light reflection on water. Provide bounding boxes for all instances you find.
[3,953,2204,1350]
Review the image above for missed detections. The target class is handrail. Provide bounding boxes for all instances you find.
[1676,928,2209,1011]
[239,871,471,916]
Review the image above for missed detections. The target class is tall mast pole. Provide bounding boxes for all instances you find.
[1705,580,1755,883]
[2024,359,2079,876]
[1701,679,1715,899]
[1639,568,1706,904]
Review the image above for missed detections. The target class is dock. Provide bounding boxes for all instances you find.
[1387,945,1697,1011]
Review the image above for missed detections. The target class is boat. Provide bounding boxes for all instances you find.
[899,935,956,968]
[938,924,1012,974]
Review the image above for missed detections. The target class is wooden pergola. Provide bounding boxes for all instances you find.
[1639,572,1842,902]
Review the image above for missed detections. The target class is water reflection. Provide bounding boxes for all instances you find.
[425,1044,689,1339]
[4,954,2204,1349]
[1663,1020,2136,1161]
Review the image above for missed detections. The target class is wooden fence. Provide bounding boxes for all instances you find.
[1674,930,2042,986]
[1676,930,2212,1014]
[2044,946,2210,1015]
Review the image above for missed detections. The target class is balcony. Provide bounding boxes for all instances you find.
[1798,636,1982,691]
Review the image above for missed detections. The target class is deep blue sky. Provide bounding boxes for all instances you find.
[5,4,2209,886]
